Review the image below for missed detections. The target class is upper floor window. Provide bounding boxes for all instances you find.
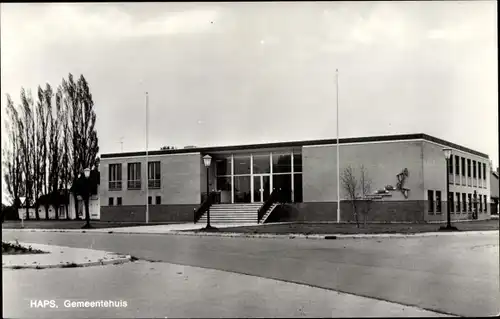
[472,160,477,178]
[448,157,453,174]
[127,162,142,189]
[467,159,471,177]
[478,162,482,179]
[109,164,122,190]
[148,161,161,189]
[461,157,466,176]
[454,156,460,175]
[483,163,486,180]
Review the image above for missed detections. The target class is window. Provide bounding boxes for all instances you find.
[483,163,486,180]
[234,156,251,175]
[462,193,466,212]
[456,193,461,212]
[461,157,465,176]
[148,196,152,205]
[216,157,231,176]
[117,197,122,206]
[127,163,141,189]
[156,196,161,205]
[294,173,303,202]
[148,161,161,188]
[473,160,476,178]
[479,195,482,212]
[253,154,270,174]
[272,153,292,173]
[484,196,487,212]
[435,191,442,213]
[449,192,454,213]
[109,164,122,190]
[108,197,114,206]
[449,157,453,174]
[293,152,302,172]
[455,156,460,175]
[478,162,482,179]
[468,194,472,212]
[428,190,434,213]
[467,159,471,177]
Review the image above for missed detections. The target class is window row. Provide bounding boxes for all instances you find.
[109,162,161,191]
[449,156,487,180]
[108,196,162,206]
[428,190,488,214]
[216,153,302,176]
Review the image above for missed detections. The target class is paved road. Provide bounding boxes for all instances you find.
[3,261,446,318]
[3,231,499,317]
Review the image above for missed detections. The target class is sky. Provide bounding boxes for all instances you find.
[1,1,498,203]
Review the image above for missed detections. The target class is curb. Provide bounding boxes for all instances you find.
[3,255,132,270]
[3,228,498,240]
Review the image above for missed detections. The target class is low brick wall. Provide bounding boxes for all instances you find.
[101,204,197,222]
[269,201,426,223]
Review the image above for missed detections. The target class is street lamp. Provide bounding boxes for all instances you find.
[82,168,92,229]
[440,148,458,231]
[19,196,26,228]
[202,155,216,231]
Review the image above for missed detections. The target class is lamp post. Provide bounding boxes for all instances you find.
[19,196,26,229]
[203,155,216,230]
[82,168,92,229]
[440,148,458,231]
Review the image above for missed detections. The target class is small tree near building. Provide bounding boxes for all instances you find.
[340,165,373,228]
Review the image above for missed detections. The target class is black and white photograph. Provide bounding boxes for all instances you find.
[1,1,498,318]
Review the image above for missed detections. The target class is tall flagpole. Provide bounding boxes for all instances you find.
[336,69,340,223]
[145,91,149,224]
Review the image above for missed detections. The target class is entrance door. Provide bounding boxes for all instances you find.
[253,175,271,203]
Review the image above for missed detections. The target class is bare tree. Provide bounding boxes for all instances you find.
[340,165,360,227]
[48,85,63,219]
[18,88,39,220]
[59,83,72,219]
[340,165,373,228]
[2,94,23,214]
[359,165,373,227]
[36,85,53,219]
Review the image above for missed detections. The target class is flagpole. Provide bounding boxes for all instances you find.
[336,69,340,223]
[145,91,149,224]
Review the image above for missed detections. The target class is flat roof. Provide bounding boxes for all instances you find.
[101,133,489,159]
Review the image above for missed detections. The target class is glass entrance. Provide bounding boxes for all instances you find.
[253,175,271,203]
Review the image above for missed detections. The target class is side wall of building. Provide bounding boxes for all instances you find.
[299,140,425,222]
[100,153,201,222]
[422,141,490,222]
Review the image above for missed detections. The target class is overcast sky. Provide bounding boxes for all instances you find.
[1,1,498,202]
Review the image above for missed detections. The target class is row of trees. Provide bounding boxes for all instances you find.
[2,73,99,221]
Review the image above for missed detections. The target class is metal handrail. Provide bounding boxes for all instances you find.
[194,191,219,223]
[257,188,283,223]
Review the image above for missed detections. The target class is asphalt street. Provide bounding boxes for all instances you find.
[3,260,446,318]
[3,230,499,317]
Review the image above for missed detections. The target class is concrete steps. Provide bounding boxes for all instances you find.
[197,204,261,224]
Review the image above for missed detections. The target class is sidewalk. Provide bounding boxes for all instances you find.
[3,223,498,240]
[2,242,132,269]
[3,259,452,318]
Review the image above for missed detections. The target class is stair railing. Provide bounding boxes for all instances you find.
[257,188,284,223]
[194,191,220,223]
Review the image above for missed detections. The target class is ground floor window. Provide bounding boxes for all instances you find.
[462,193,466,212]
[214,151,303,204]
[449,192,454,213]
[456,192,461,212]
[435,191,442,213]
[428,190,434,213]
